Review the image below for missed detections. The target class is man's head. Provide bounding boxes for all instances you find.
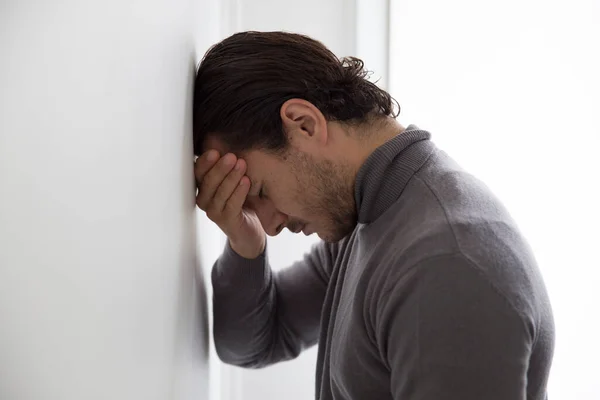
[194,31,399,242]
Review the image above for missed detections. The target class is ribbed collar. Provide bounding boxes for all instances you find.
[354,124,435,224]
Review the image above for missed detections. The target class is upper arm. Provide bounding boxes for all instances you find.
[379,254,533,400]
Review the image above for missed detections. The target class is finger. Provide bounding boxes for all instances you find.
[223,175,251,218]
[194,150,220,184]
[212,158,247,213]
[196,153,237,210]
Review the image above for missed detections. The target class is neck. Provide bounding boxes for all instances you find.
[346,118,406,181]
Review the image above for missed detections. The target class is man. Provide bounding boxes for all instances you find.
[193,31,554,400]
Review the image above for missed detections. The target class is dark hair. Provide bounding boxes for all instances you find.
[193,31,399,155]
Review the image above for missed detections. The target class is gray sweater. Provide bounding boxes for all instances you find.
[211,125,554,400]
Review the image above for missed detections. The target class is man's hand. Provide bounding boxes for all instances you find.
[195,150,266,259]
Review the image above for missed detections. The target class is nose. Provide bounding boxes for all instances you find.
[247,198,287,236]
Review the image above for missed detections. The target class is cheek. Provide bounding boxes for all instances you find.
[272,194,302,216]
[270,185,309,218]
[270,172,317,218]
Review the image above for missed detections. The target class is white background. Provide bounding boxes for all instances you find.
[389,0,600,398]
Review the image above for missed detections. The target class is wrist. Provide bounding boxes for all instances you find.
[229,237,265,260]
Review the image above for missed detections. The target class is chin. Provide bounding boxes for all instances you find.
[317,231,343,243]
[321,224,356,243]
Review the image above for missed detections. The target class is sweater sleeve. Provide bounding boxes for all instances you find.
[211,238,335,368]
[379,253,534,400]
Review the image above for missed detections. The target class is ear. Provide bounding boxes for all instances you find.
[280,99,328,151]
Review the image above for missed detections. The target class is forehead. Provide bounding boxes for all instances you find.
[202,135,282,175]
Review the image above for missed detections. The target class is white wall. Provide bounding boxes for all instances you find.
[389,0,600,398]
[0,1,218,398]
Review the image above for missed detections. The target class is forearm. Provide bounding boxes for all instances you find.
[211,241,278,367]
[211,240,333,368]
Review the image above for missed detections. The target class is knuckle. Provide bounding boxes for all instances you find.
[196,184,207,196]
[195,192,206,206]
[205,208,219,222]
[195,191,209,207]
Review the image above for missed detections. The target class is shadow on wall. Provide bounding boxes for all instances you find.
[170,52,210,397]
